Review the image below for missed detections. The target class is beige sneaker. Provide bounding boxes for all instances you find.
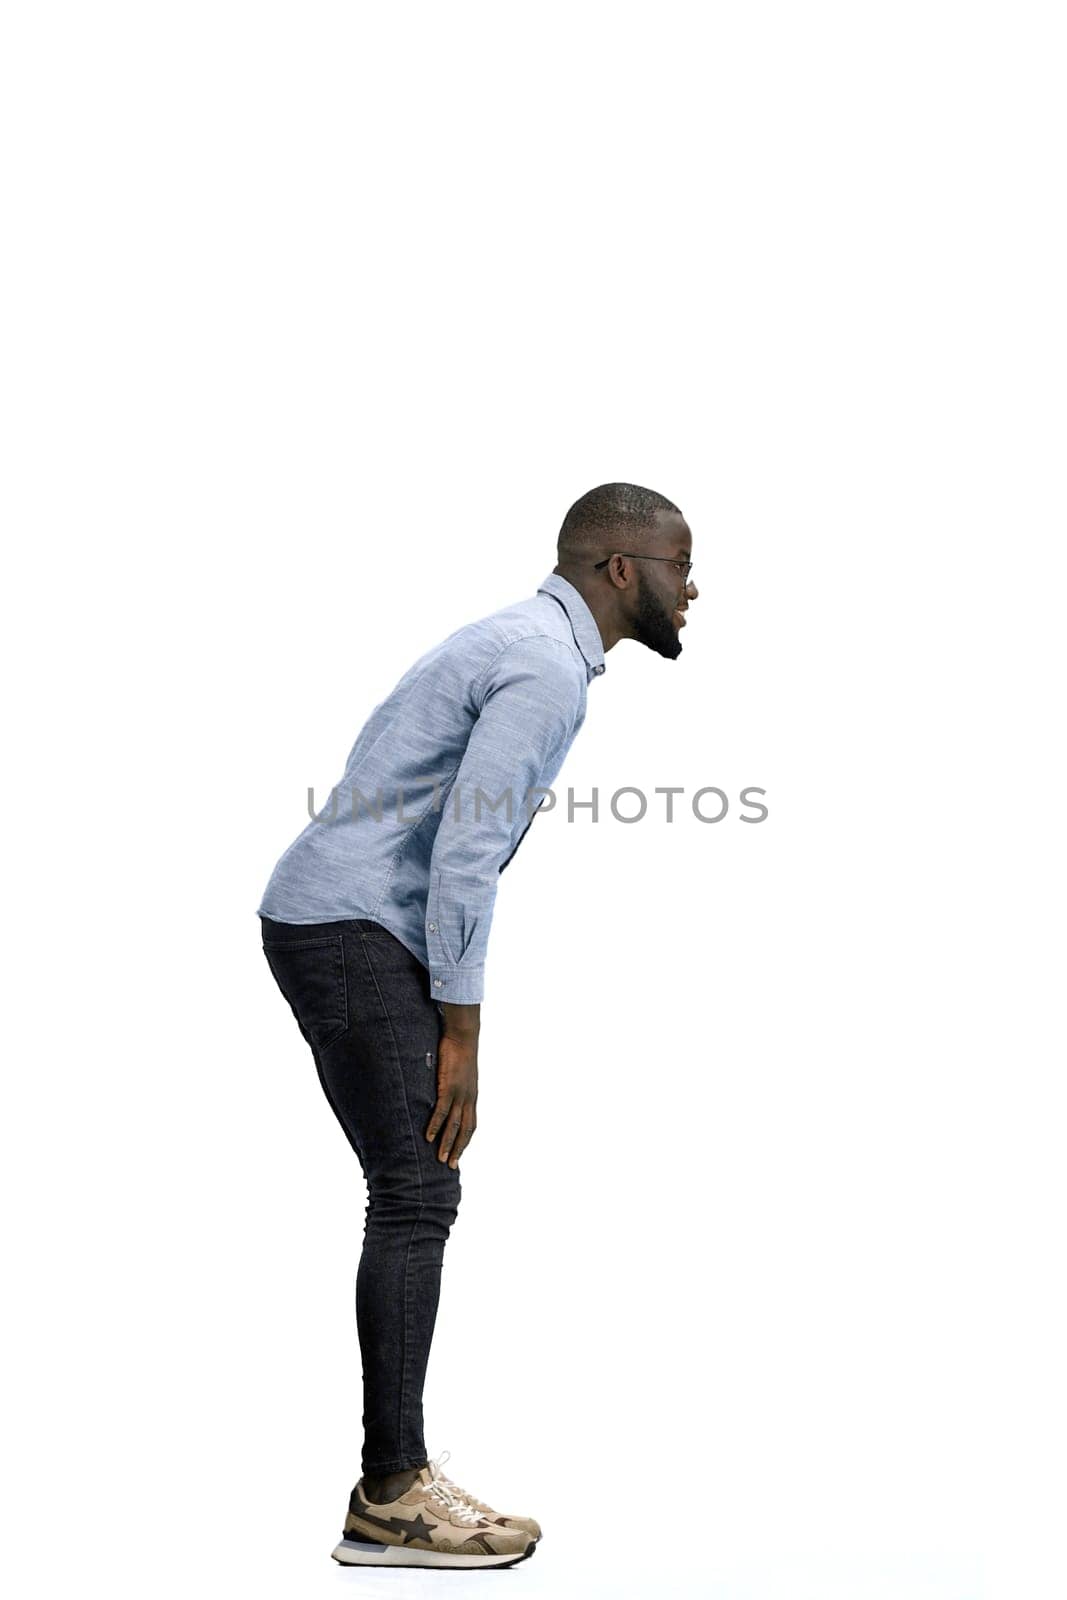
[429,1449,542,1541]
[331,1459,536,1569]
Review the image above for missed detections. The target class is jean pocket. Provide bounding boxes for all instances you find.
[262,935,349,1051]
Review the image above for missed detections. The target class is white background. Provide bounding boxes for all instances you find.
[3,4,1064,1598]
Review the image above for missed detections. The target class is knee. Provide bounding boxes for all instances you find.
[366,1162,460,1230]
[424,1163,461,1230]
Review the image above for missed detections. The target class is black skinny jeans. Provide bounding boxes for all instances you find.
[260,914,460,1476]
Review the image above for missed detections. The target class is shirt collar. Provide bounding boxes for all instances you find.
[537,571,606,682]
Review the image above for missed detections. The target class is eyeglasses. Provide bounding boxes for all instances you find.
[593,553,694,584]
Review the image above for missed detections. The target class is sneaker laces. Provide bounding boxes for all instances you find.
[427,1449,489,1516]
[425,1453,484,1525]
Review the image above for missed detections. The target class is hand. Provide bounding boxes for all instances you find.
[425,1030,478,1169]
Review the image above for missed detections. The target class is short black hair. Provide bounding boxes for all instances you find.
[557,482,682,563]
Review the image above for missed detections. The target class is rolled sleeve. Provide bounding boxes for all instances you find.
[425,636,583,1003]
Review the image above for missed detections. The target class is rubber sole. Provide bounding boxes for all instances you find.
[331,1533,537,1569]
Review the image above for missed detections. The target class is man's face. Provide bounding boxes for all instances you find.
[630,511,696,661]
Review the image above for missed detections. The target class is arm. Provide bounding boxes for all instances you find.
[422,635,582,1170]
[425,1002,480,1170]
[424,634,583,1006]
[440,999,481,1041]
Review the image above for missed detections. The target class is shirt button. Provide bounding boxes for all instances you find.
[428,922,437,932]
[434,978,443,988]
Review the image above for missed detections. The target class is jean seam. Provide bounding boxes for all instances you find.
[359,929,424,1466]
[336,936,350,1042]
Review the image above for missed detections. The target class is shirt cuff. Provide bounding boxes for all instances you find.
[427,961,484,1005]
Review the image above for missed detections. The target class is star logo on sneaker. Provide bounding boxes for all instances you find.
[396,1511,435,1543]
[353,1502,440,1542]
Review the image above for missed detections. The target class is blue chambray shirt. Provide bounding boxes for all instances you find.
[256,571,606,1003]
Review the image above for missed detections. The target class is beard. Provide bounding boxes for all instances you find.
[632,569,683,660]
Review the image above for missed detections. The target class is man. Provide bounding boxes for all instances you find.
[257,482,697,1569]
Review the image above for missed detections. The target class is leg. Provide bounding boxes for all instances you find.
[261,916,461,1480]
[354,1104,461,1478]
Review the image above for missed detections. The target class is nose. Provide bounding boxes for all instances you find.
[685,577,698,601]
